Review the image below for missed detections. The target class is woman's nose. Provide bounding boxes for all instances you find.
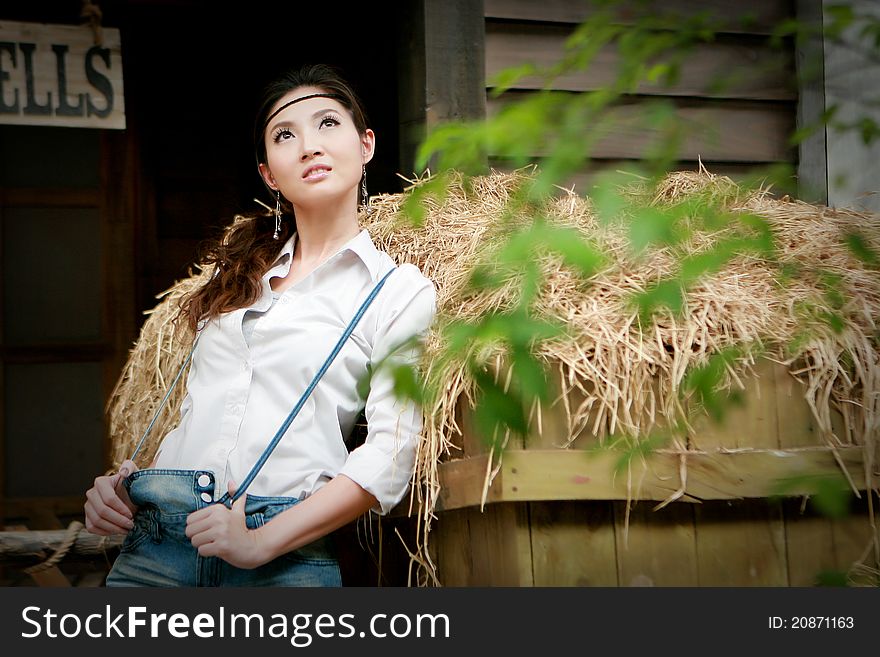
[299,132,323,160]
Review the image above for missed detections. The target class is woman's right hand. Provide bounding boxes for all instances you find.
[84,459,139,535]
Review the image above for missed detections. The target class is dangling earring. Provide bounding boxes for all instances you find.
[360,164,371,214]
[273,190,282,240]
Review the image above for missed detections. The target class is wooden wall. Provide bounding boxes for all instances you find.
[483,0,799,188]
[431,361,876,586]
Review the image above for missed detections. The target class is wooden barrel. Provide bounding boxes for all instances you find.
[429,358,876,586]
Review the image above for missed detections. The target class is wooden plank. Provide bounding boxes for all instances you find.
[434,508,474,586]
[530,500,618,585]
[398,0,486,176]
[794,0,828,204]
[486,95,796,162]
[613,501,698,586]
[782,498,837,586]
[484,0,794,35]
[455,389,500,459]
[28,566,71,587]
[774,364,823,448]
[465,502,533,585]
[695,499,788,585]
[486,23,795,101]
[437,446,867,510]
[75,571,108,587]
[831,500,876,579]
[687,360,782,451]
[101,130,140,473]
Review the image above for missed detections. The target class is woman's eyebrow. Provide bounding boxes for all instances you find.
[268,109,340,133]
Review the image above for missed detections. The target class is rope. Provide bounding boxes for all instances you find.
[80,0,103,46]
[23,521,84,575]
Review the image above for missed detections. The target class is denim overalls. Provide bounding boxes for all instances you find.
[106,266,396,587]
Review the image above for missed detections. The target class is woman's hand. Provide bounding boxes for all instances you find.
[185,481,269,569]
[84,459,138,535]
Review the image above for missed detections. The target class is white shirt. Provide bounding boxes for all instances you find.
[153,228,437,515]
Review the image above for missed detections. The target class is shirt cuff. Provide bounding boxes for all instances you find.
[338,423,419,515]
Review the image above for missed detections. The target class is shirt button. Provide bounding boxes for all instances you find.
[200,492,212,503]
[198,474,211,487]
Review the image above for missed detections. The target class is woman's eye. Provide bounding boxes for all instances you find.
[273,128,293,142]
[320,117,339,128]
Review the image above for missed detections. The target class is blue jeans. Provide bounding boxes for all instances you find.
[105,469,342,587]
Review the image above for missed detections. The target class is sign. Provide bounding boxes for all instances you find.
[0,20,125,129]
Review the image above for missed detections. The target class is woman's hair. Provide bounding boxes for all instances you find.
[178,64,370,333]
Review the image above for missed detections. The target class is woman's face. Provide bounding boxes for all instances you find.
[259,86,375,210]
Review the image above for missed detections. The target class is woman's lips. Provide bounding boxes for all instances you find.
[303,166,332,182]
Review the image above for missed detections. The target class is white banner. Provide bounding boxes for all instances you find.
[0,20,125,129]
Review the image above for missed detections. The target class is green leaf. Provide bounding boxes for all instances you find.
[683,347,744,422]
[472,365,529,453]
[633,279,684,319]
[814,570,850,587]
[771,473,852,519]
[629,207,681,252]
[442,320,481,354]
[542,226,605,278]
[468,264,507,290]
[355,365,372,399]
[845,231,879,266]
[488,63,539,97]
[589,174,630,224]
[821,311,846,334]
[510,345,550,404]
[391,363,426,405]
[502,310,567,346]
[679,246,733,283]
[603,433,670,478]
[495,229,536,267]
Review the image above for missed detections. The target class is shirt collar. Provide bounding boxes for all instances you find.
[271,228,383,282]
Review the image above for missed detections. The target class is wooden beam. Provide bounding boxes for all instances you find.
[794,0,828,204]
[437,445,867,511]
[484,0,793,35]
[487,95,796,163]
[398,0,487,176]
[486,23,796,101]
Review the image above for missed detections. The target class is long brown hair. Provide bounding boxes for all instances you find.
[178,64,370,332]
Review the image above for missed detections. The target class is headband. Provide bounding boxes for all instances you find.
[259,92,348,139]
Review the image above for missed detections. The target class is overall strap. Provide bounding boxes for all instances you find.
[219,265,398,506]
[129,334,201,463]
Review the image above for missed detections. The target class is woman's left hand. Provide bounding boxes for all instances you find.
[185,481,268,569]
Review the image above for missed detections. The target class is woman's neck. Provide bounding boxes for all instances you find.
[291,202,360,265]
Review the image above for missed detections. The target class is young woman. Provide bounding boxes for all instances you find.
[84,64,437,586]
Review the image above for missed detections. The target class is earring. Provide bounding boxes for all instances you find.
[273,190,281,240]
[360,164,371,214]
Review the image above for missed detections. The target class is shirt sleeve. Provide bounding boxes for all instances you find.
[338,264,437,515]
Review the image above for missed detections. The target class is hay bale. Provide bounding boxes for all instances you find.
[107,168,880,583]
